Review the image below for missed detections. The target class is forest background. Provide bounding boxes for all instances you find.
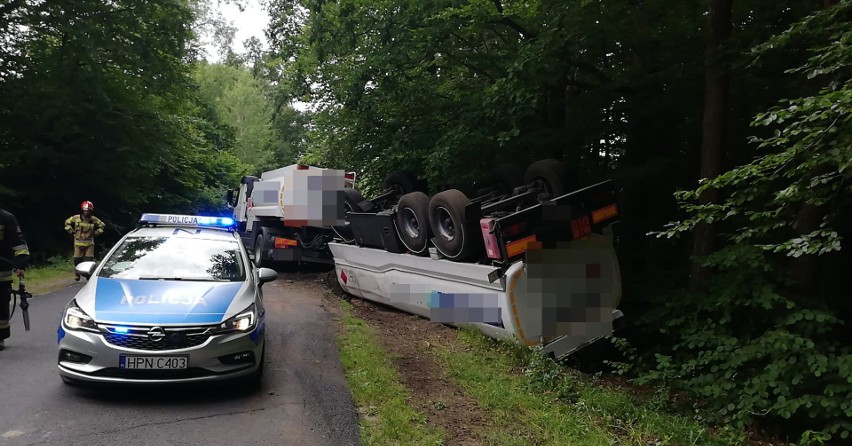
[1,0,849,442]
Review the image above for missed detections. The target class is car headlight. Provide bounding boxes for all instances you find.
[215,304,257,333]
[63,301,99,333]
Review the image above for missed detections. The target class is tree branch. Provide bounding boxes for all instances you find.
[491,0,537,39]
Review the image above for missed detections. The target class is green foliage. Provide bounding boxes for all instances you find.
[194,62,279,173]
[269,0,650,191]
[522,346,581,403]
[0,0,263,255]
[643,2,852,441]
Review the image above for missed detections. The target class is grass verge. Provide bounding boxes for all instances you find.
[436,327,748,446]
[15,257,76,295]
[337,300,444,446]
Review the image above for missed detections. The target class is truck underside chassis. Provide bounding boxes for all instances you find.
[246,223,336,267]
[341,158,621,266]
[331,159,624,358]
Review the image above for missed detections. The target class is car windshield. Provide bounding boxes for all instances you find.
[98,236,246,281]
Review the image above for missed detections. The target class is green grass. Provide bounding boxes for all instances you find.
[337,300,444,446]
[335,299,749,446]
[432,327,749,446]
[15,257,75,294]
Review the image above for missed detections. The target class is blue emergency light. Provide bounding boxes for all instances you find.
[139,213,235,228]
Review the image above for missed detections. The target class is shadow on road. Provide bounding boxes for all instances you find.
[65,380,267,406]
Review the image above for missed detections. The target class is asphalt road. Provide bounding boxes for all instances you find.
[0,274,360,446]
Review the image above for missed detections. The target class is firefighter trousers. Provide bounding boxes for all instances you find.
[73,244,95,264]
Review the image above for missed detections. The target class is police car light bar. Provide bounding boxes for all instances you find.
[139,213,235,228]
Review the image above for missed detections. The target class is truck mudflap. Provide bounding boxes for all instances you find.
[329,232,623,359]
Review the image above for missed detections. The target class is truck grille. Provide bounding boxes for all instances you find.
[101,325,212,351]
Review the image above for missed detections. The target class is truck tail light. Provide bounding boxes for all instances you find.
[296,164,309,170]
[502,222,526,237]
[274,237,298,248]
[480,218,501,260]
[572,216,591,239]
[344,172,356,189]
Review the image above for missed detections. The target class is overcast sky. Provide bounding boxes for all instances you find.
[203,0,269,63]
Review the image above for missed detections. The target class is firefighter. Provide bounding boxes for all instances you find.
[1,207,30,350]
[65,201,105,281]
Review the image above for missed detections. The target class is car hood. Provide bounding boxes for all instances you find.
[76,277,252,325]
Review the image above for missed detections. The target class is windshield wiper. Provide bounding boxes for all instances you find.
[138,276,231,282]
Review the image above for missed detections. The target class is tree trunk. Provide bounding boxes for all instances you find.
[690,0,733,292]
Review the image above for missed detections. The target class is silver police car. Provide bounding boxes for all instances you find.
[57,213,277,385]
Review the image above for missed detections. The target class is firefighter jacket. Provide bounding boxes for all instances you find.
[65,214,105,246]
[0,208,30,283]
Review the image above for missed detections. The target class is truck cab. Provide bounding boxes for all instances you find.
[226,164,356,267]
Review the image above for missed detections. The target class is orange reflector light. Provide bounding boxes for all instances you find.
[591,203,618,224]
[506,235,539,258]
[274,237,298,248]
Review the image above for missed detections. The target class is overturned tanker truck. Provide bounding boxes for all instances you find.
[331,159,625,360]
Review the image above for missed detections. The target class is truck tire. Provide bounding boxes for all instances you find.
[429,189,477,260]
[488,163,525,196]
[396,191,431,254]
[382,170,419,197]
[253,230,272,268]
[524,159,570,198]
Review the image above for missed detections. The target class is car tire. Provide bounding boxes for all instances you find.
[245,347,265,389]
[395,191,431,254]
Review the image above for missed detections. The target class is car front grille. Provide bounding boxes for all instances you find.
[100,325,212,351]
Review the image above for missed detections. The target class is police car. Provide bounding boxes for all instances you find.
[57,213,276,385]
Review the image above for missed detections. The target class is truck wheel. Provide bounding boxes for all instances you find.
[489,163,525,196]
[429,189,475,260]
[382,170,419,197]
[396,192,431,254]
[253,231,271,268]
[524,159,570,198]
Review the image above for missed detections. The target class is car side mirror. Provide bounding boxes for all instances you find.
[75,261,97,279]
[257,267,277,285]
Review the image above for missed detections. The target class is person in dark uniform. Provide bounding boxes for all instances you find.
[0,207,30,350]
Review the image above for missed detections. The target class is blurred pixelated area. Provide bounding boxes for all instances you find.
[388,283,504,326]
[379,234,620,346]
[428,292,503,326]
[281,168,347,226]
[518,233,619,341]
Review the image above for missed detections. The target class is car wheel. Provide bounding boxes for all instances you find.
[245,347,265,389]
